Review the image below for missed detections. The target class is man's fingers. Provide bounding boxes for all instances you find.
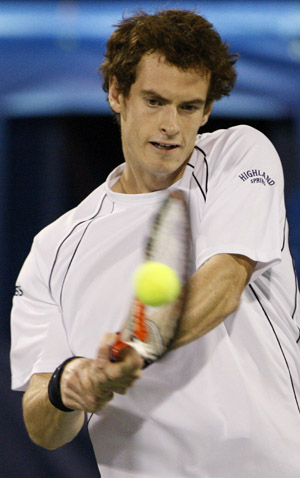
[97,332,119,363]
[96,332,144,379]
[66,389,114,413]
[59,335,144,412]
[61,362,115,412]
[121,346,144,371]
[96,333,144,370]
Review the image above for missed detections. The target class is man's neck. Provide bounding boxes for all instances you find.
[111,165,185,194]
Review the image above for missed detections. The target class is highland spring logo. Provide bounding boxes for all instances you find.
[239,169,275,186]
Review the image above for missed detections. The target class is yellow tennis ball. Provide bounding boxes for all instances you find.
[134,261,181,306]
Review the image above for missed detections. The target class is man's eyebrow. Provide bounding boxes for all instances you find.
[140,90,168,101]
[181,98,206,106]
[140,89,206,105]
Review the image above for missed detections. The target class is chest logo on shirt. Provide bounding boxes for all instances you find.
[238,169,275,186]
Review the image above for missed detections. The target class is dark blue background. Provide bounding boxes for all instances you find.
[1,2,299,477]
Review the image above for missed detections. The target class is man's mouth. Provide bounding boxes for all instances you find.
[150,142,179,150]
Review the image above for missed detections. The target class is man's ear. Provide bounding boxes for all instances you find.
[108,77,123,113]
[200,101,214,127]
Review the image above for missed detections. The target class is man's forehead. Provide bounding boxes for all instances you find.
[137,52,210,79]
[133,53,210,99]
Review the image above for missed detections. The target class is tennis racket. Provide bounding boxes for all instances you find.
[111,190,191,363]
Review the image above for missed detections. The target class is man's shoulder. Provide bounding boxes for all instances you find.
[34,183,106,257]
[194,124,280,171]
[195,124,270,150]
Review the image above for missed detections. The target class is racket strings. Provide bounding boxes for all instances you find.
[146,196,190,285]
[115,191,191,361]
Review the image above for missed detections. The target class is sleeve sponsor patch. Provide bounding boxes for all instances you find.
[238,169,275,186]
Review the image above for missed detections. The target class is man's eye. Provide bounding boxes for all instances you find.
[147,98,161,107]
[181,104,197,112]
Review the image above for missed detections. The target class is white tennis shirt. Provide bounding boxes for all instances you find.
[11,125,300,477]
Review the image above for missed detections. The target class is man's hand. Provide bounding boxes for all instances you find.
[23,333,144,449]
[60,333,144,413]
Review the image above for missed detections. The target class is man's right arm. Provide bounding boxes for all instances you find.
[22,334,144,450]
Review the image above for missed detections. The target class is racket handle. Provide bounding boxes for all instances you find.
[110,337,152,369]
[110,336,132,362]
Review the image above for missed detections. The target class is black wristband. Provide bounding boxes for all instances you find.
[48,356,83,412]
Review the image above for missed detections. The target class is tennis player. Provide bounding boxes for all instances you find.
[10,9,300,477]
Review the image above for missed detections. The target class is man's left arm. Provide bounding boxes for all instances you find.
[170,253,256,349]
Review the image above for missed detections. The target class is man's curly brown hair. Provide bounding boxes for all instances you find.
[99,9,239,108]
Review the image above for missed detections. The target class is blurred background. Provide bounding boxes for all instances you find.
[1,1,299,476]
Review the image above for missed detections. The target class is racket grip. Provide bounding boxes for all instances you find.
[110,336,132,362]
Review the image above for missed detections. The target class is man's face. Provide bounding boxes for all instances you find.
[109,53,212,190]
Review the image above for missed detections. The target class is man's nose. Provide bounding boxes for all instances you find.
[159,106,180,137]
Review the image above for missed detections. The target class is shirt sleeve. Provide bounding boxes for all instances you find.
[10,237,73,391]
[195,125,285,281]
